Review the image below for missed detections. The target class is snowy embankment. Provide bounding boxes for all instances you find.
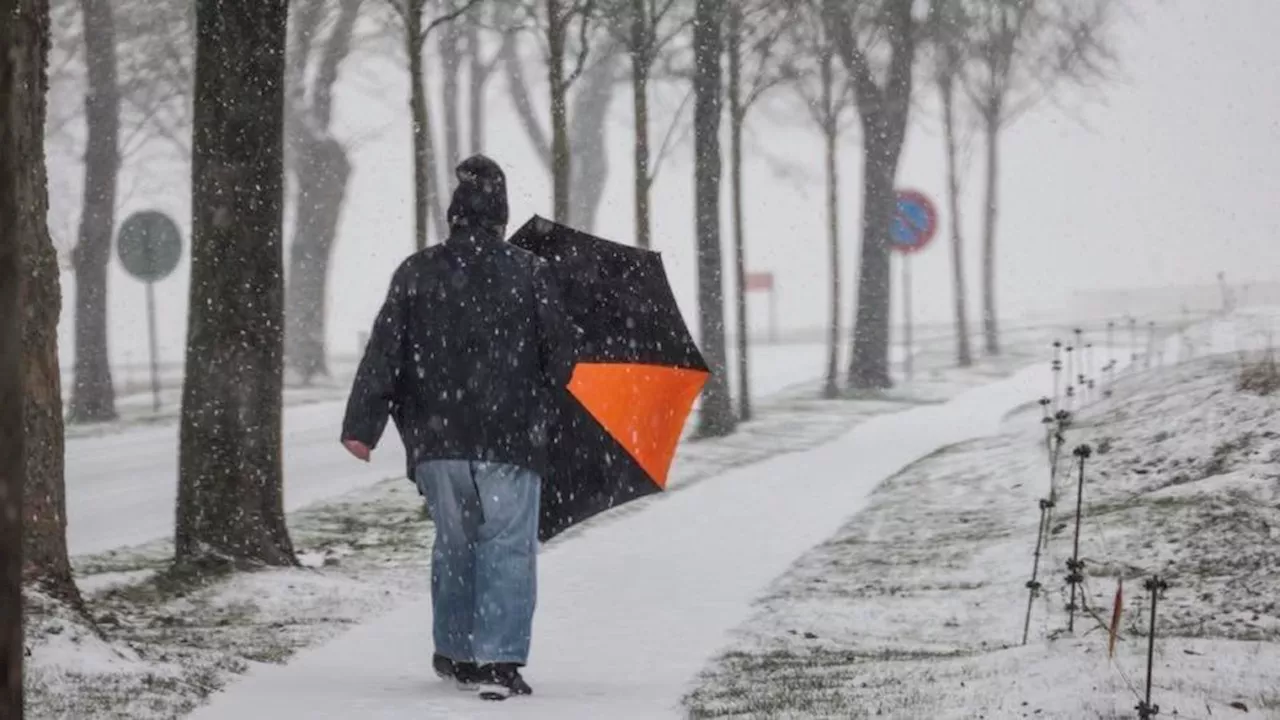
[28,338,1040,719]
[686,340,1280,717]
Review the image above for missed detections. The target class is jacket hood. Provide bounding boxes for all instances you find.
[447,154,509,233]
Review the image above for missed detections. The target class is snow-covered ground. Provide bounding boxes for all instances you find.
[172,358,1056,720]
[31,337,1039,719]
[34,313,1257,718]
[685,326,1280,718]
[63,342,840,557]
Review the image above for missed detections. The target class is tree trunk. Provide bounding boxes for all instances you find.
[466,24,493,154]
[68,0,118,424]
[692,0,734,438]
[831,0,915,391]
[285,137,350,382]
[821,52,841,399]
[726,6,749,422]
[284,0,361,382]
[848,116,897,390]
[503,33,618,232]
[567,44,620,232]
[15,0,79,608]
[176,0,295,567]
[0,1,39,713]
[980,110,1000,356]
[629,0,651,249]
[547,0,571,223]
[440,15,463,172]
[408,14,432,249]
[941,75,972,367]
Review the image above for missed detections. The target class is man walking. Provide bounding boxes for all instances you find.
[341,155,576,699]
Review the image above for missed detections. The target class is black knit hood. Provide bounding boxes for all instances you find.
[446,154,509,233]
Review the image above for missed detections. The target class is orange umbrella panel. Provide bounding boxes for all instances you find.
[568,363,709,490]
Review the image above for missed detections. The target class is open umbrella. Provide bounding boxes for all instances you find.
[510,216,709,541]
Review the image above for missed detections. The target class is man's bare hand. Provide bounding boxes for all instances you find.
[342,439,371,462]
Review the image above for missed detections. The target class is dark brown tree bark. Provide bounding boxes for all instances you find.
[726,4,749,421]
[980,106,1000,356]
[0,2,37,714]
[692,0,734,438]
[68,0,119,424]
[18,0,79,608]
[940,71,973,367]
[285,0,362,382]
[176,0,295,567]
[826,0,917,390]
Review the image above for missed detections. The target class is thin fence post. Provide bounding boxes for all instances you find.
[1137,576,1169,719]
[1066,345,1075,400]
[1066,443,1092,632]
[1039,397,1053,458]
[1022,498,1053,646]
[1052,341,1063,413]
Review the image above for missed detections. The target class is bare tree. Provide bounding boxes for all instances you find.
[19,0,80,607]
[932,0,973,367]
[788,0,856,398]
[601,0,684,249]
[543,0,598,222]
[284,0,365,382]
[502,28,623,231]
[439,2,465,171]
[824,0,922,390]
[462,6,515,153]
[0,0,38,712]
[383,0,483,250]
[963,0,1114,355]
[692,0,733,437]
[725,1,792,420]
[48,0,192,424]
[67,0,119,424]
[175,0,295,567]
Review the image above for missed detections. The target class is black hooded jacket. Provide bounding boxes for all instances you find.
[342,157,577,478]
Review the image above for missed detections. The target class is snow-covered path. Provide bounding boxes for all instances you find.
[65,343,833,557]
[189,362,1049,720]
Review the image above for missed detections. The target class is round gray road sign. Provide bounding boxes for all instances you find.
[117,210,183,283]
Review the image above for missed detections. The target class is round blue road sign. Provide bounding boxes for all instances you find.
[890,189,938,254]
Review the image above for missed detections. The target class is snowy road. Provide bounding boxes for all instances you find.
[188,361,1051,720]
[65,343,834,557]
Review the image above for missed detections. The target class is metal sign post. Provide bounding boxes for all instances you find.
[116,211,183,412]
[889,189,939,382]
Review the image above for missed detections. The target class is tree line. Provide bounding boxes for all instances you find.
[2,1,1114,715]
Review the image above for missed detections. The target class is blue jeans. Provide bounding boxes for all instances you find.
[415,460,540,666]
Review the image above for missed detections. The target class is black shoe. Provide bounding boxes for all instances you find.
[434,654,482,690]
[475,663,533,700]
[432,653,456,680]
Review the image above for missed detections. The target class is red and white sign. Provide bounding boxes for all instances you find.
[744,272,774,292]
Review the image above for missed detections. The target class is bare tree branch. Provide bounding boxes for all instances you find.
[420,0,485,49]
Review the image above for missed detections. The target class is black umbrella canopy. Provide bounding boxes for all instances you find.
[510,216,708,541]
